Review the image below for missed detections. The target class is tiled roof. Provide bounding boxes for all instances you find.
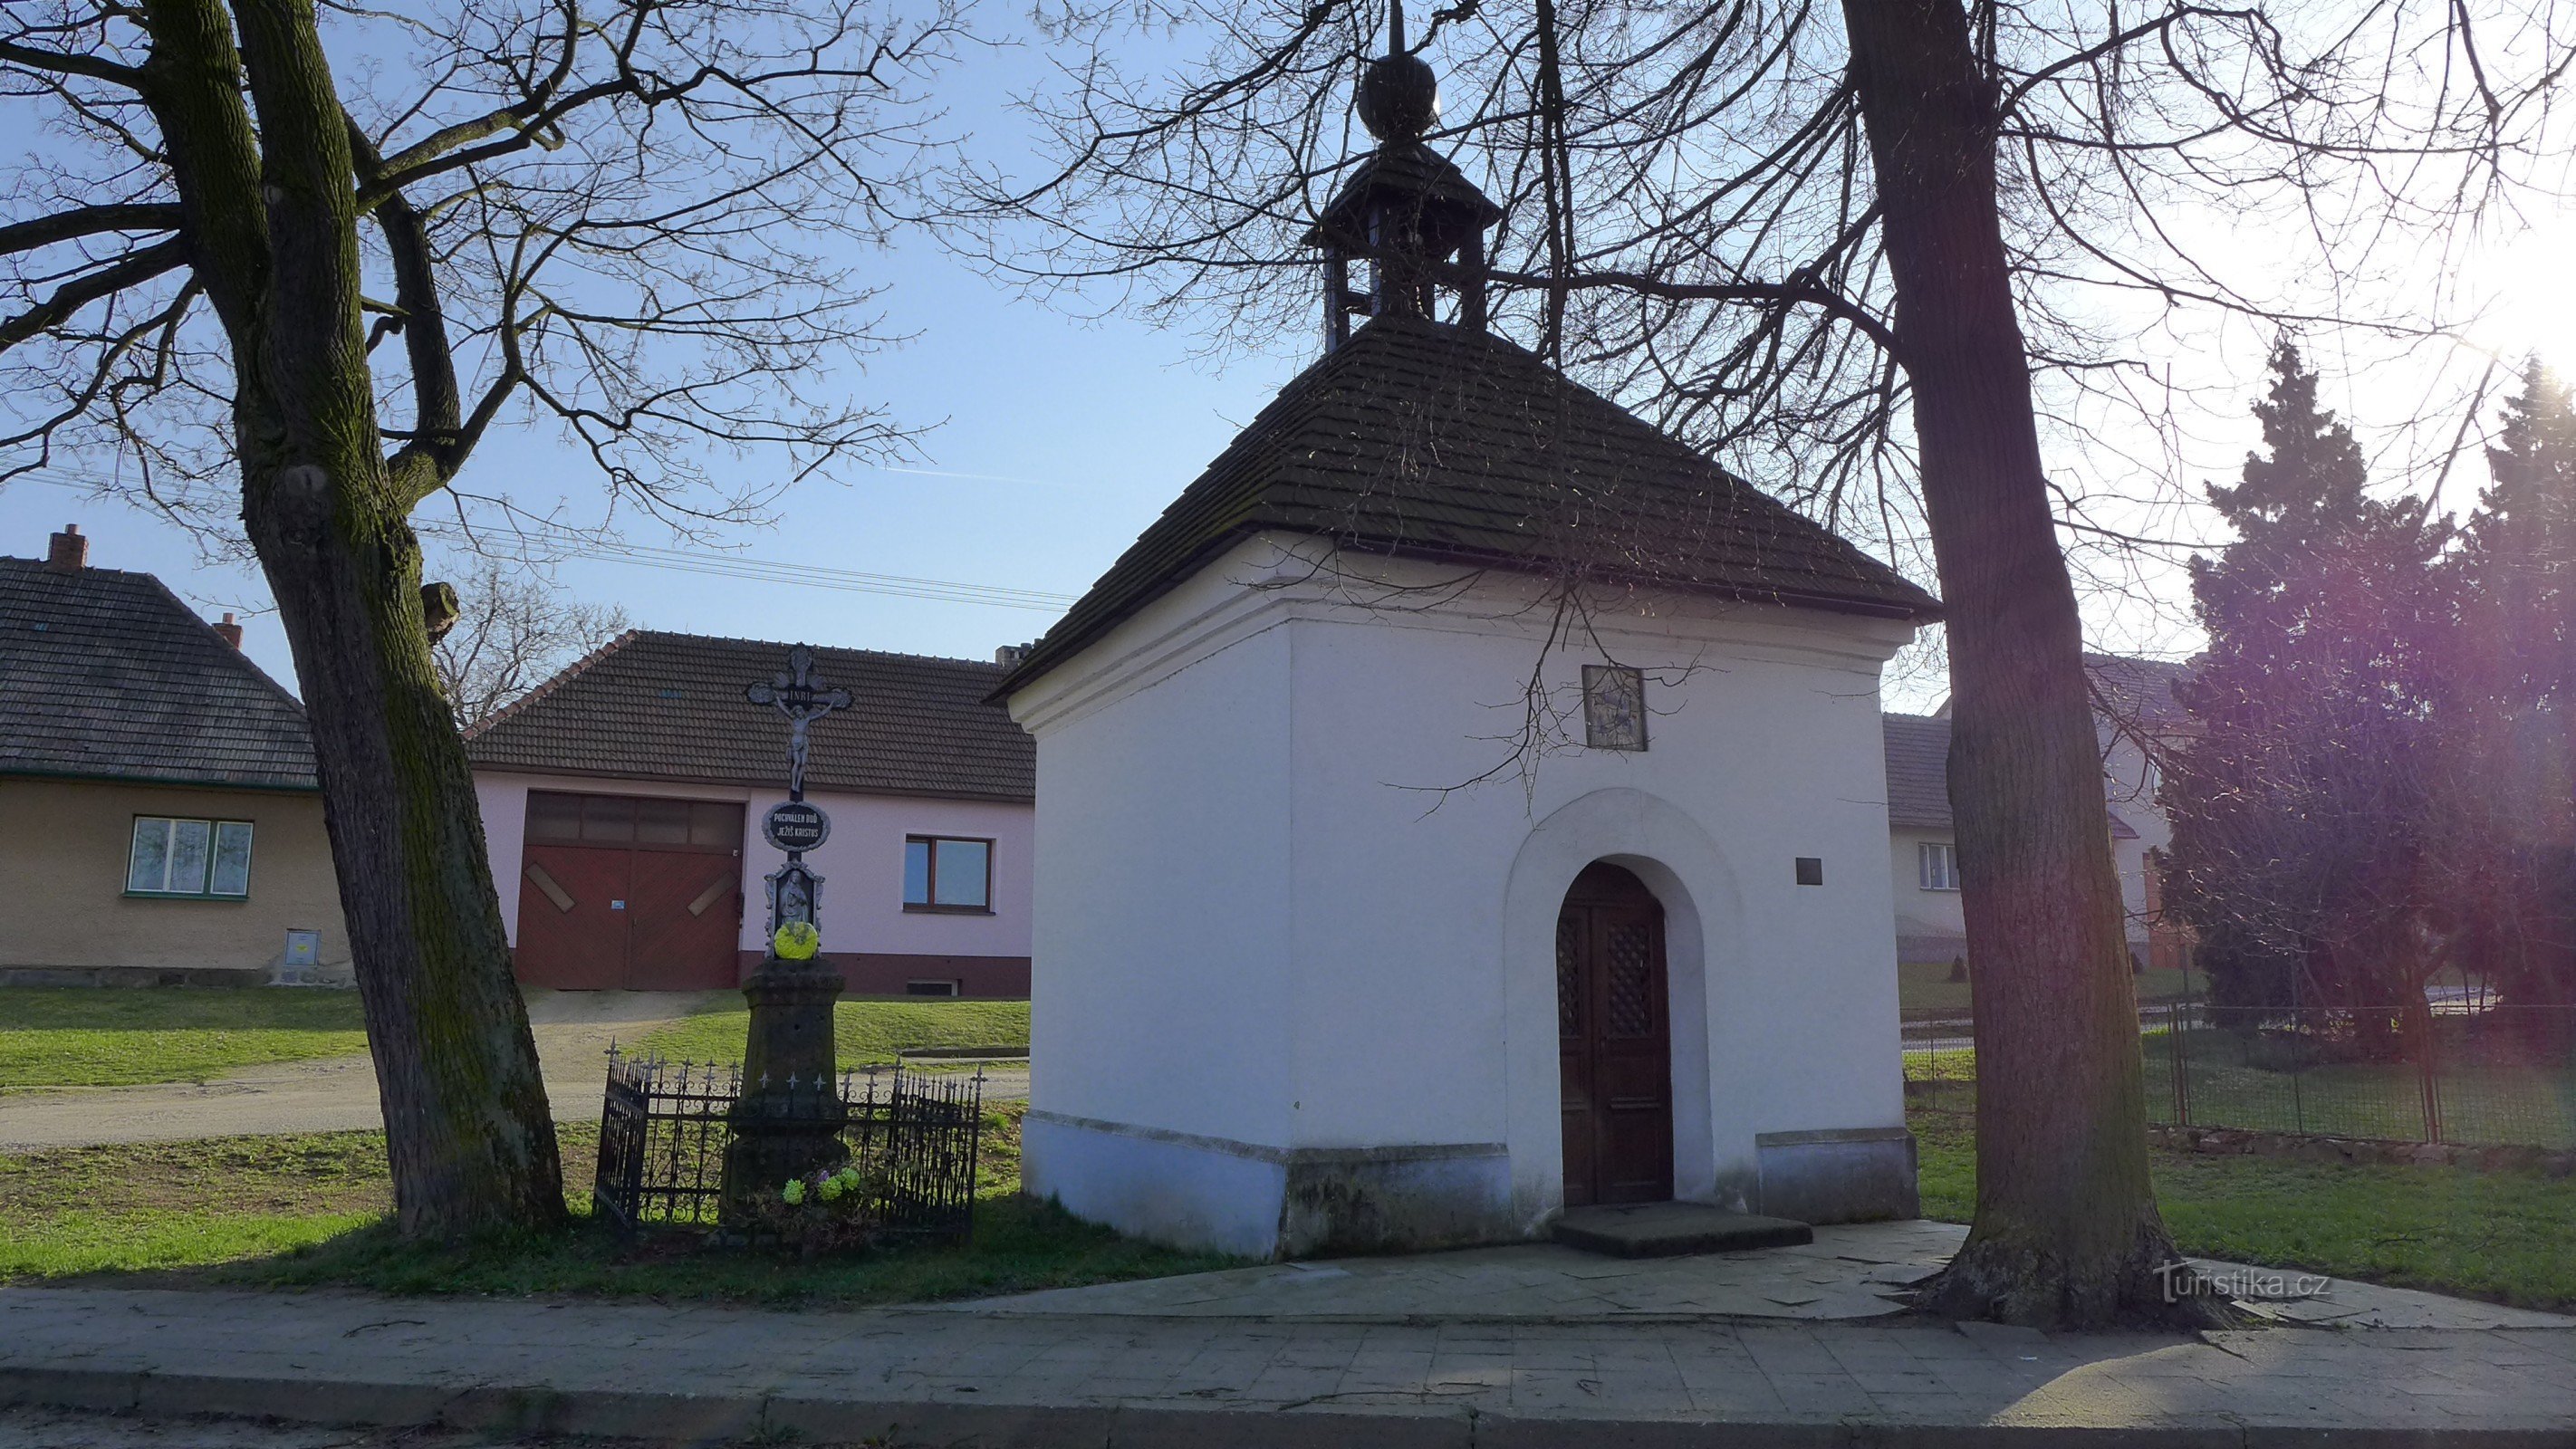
[997,313,1940,697]
[1883,710,2137,838]
[2085,652,2194,736]
[1882,713,1954,830]
[466,630,1033,803]
[0,555,316,789]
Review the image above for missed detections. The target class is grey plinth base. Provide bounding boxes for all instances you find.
[1552,1202,1813,1258]
[718,954,848,1226]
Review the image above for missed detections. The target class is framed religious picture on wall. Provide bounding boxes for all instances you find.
[1582,664,1648,751]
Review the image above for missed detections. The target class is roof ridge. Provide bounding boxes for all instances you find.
[466,627,639,740]
[625,628,1007,672]
[0,555,165,581]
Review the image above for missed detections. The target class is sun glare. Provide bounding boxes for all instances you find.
[2467,210,2576,369]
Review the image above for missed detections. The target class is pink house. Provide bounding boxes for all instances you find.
[465,631,1033,996]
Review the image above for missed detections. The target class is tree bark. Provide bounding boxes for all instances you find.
[1840,0,2210,1328]
[156,0,566,1237]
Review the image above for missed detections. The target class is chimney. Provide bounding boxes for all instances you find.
[994,643,1028,669]
[212,611,244,649]
[44,524,86,573]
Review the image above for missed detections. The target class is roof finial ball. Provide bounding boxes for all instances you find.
[1356,51,1437,142]
[1311,0,1500,348]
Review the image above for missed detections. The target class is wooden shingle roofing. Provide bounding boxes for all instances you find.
[0,555,318,790]
[466,630,1033,803]
[995,312,1940,698]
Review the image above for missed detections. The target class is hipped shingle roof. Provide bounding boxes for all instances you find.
[998,313,1939,697]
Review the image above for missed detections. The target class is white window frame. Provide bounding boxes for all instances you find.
[1918,840,1960,892]
[127,816,254,898]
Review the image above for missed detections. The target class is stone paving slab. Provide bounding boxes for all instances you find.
[944,1221,2576,1331]
[5,1282,2576,1446]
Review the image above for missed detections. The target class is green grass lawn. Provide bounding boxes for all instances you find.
[1908,1088,2576,1311]
[0,986,369,1089]
[635,995,1031,1069]
[0,1103,1237,1306]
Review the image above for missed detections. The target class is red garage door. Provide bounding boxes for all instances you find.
[514,791,745,991]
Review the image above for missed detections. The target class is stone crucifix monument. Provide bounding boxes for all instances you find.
[721,644,855,1223]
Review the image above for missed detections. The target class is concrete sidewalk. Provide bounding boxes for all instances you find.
[5,1275,2574,1445]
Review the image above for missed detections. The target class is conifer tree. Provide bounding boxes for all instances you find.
[2166,342,2453,1032]
[2445,361,2576,1005]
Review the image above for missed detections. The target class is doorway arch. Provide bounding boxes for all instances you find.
[1500,787,1744,1229]
[1556,862,1674,1204]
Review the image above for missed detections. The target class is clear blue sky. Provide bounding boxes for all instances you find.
[0,224,1298,690]
[0,20,1307,696]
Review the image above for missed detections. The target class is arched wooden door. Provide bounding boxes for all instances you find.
[1557,861,1675,1205]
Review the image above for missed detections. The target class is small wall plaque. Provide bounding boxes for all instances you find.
[1794,857,1824,887]
[1582,665,1648,751]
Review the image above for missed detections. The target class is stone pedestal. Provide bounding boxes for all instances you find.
[720,955,849,1224]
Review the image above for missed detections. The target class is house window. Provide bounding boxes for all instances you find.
[1918,841,1960,892]
[1582,665,1648,751]
[904,836,992,912]
[128,817,254,897]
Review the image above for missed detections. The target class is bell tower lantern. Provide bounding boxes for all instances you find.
[1307,12,1503,349]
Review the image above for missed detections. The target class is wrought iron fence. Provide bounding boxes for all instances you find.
[595,1052,738,1229]
[593,1050,985,1240]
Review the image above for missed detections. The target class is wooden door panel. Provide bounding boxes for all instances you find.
[1557,864,1675,1205]
[514,845,630,990]
[626,849,743,991]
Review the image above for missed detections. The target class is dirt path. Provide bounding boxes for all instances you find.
[0,990,722,1150]
[0,993,1032,1150]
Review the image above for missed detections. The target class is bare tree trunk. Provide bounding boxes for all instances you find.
[218,0,564,1237]
[245,469,566,1237]
[1841,0,2207,1328]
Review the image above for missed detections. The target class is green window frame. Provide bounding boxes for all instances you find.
[127,816,255,898]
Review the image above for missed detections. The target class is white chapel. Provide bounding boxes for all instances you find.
[995,43,1942,1260]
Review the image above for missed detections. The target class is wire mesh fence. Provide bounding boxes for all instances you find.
[1903,1001,2576,1150]
[2146,1003,2576,1149]
[593,1049,985,1239]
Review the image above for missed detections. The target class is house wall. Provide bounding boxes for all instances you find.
[1013,534,1918,1259]
[472,771,1033,994]
[1882,731,2166,972]
[0,776,348,980]
[1888,828,1966,964]
[2101,729,2164,960]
